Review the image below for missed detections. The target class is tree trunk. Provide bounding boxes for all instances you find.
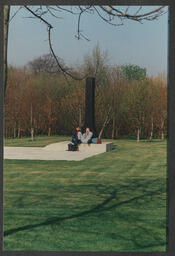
[112,114,115,139]
[137,128,140,142]
[13,125,16,138]
[3,6,10,96]
[17,127,21,138]
[30,103,34,140]
[79,106,82,127]
[31,128,34,141]
[149,130,153,142]
[98,114,110,139]
[98,106,112,139]
[115,128,118,139]
[111,84,116,139]
[161,120,164,140]
[149,118,154,142]
[161,131,164,140]
[48,127,51,136]
[5,126,8,138]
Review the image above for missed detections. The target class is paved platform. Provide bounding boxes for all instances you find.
[44,141,114,153]
[4,141,114,161]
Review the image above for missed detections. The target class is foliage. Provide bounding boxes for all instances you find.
[121,64,147,81]
[4,48,167,140]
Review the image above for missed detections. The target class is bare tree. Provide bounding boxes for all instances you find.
[3,5,10,96]
[28,53,66,75]
[82,43,109,87]
[3,5,167,95]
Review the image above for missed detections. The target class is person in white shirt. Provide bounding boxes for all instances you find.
[80,127,93,144]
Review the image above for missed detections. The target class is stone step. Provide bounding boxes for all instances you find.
[44,141,114,153]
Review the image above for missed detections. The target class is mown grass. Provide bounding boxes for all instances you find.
[4,135,70,147]
[3,138,167,251]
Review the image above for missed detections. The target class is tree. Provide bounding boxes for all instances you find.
[28,53,66,75]
[127,80,150,142]
[121,64,147,81]
[3,6,10,96]
[150,75,167,140]
[108,66,126,139]
[3,5,167,95]
[81,43,109,87]
[4,62,167,139]
[61,80,85,131]
[5,66,30,138]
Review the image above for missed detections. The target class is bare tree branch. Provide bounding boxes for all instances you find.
[32,6,167,40]
[54,6,80,15]
[11,5,167,83]
[75,6,92,40]
[24,6,87,81]
[94,6,123,26]
[102,6,166,21]
[134,6,142,16]
[9,6,23,22]
[24,5,167,43]
[46,6,63,19]
[25,6,53,28]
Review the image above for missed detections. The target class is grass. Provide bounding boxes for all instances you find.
[4,135,70,147]
[3,137,167,251]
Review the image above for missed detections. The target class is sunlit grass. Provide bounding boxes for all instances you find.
[4,137,167,251]
[4,135,70,147]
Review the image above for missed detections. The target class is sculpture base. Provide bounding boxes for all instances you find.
[44,141,114,153]
[4,141,114,161]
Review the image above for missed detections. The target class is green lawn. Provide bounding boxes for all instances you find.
[3,137,167,251]
[4,135,71,147]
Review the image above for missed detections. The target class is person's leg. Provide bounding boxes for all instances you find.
[71,135,78,145]
[74,138,79,146]
[87,138,92,146]
[78,131,82,140]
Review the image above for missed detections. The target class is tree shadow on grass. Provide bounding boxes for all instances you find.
[131,224,167,251]
[4,178,165,240]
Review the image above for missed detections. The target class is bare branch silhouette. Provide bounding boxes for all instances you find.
[24,6,87,81]
[3,5,167,93]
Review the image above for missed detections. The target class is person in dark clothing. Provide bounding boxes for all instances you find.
[72,126,82,147]
[69,126,93,151]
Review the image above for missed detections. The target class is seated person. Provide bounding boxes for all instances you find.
[72,126,82,146]
[80,127,93,144]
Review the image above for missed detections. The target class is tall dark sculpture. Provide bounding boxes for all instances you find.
[83,77,97,136]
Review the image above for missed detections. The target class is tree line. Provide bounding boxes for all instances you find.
[4,46,167,141]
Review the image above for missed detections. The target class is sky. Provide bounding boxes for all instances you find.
[8,6,168,77]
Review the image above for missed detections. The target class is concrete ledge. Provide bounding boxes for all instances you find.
[4,141,114,161]
[44,141,114,153]
[4,146,101,161]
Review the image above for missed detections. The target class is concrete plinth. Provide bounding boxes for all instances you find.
[44,141,114,153]
[4,141,114,161]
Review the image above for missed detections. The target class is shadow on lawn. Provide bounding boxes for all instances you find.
[4,178,165,243]
[131,224,167,251]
